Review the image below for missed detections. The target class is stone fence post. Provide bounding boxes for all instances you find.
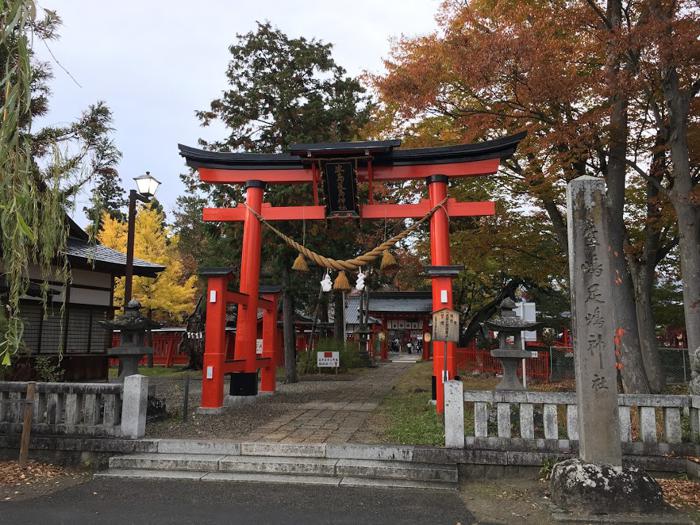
[121,374,148,439]
[444,380,465,448]
[692,396,700,442]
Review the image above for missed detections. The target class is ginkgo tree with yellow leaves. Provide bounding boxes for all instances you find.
[98,204,197,324]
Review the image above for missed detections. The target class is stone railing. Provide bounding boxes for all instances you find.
[444,381,700,455]
[0,375,148,439]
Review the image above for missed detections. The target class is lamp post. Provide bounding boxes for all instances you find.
[124,171,161,305]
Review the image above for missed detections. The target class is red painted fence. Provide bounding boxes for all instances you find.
[110,329,190,367]
[454,341,553,381]
[112,330,556,382]
[109,329,260,368]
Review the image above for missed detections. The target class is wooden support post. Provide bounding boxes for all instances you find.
[182,374,190,422]
[19,382,36,467]
[381,316,389,361]
[200,275,228,411]
[260,293,279,393]
[235,181,264,370]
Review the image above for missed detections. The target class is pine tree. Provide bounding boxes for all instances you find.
[175,22,375,380]
[84,167,126,229]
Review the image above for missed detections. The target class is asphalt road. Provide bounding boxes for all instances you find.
[0,478,474,525]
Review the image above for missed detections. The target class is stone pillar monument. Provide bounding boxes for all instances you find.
[567,175,621,466]
[549,176,662,517]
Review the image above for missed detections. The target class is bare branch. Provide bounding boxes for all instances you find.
[585,0,613,29]
[626,159,668,194]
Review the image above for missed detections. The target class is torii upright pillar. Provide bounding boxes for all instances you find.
[427,175,458,413]
[232,180,265,394]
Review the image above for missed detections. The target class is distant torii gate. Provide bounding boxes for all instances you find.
[179,133,525,414]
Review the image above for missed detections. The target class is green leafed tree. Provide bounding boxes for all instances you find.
[196,21,371,153]
[176,21,372,381]
[83,166,126,228]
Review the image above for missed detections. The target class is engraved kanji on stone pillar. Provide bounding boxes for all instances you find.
[566,176,622,466]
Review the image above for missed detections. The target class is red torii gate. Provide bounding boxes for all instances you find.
[179,133,525,414]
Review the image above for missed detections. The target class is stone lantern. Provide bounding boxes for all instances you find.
[486,298,541,390]
[102,300,161,382]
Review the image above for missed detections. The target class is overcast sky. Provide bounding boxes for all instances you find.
[33,1,441,226]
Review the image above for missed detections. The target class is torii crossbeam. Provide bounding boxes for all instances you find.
[179,132,525,414]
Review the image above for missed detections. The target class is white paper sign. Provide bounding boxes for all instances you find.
[256,338,263,355]
[317,351,339,368]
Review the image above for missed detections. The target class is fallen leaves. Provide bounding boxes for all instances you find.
[530,379,576,393]
[0,460,71,488]
[657,478,700,511]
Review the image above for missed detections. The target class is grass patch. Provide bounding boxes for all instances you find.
[297,338,366,375]
[108,366,189,379]
[459,373,575,392]
[378,361,444,446]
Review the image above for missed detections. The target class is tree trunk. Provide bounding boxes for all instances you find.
[603,0,650,393]
[542,197,569,253]
[282,269,297,384]
[661,67,700,392]
[460,279,522,345]
[675,199,700,380]
[319,293,329,338]
[630,261,665,392]
[333,292,344,341]
[627,131,668,393]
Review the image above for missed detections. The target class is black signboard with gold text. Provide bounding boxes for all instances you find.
[322,160,359,217]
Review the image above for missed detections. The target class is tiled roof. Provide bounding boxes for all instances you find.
[343,299,380,325]
[179,132,526,171]
[66,238,165,277]
[345,291,432,323]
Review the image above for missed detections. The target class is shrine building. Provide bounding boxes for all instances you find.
[345,291,432,359]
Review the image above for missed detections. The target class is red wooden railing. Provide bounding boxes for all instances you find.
[110,330,189,367]
[109,329,261,368]
[455,341,552,381]
[110,330,559,382]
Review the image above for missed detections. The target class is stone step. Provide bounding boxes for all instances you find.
[109,453,224,472]
[157,439,241,456]
[339,477,457,491]
[240,442,326,458]
[219,455,338,476]
[202,471,341,486]
[150,440,426,464]
[335,458,458,483]
[106,453,458,485]
[96,468,456,490]
[97,469,207,481]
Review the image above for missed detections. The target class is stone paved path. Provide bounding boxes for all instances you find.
[242,361,412,444]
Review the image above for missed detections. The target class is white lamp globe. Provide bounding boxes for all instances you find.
[134,171,161,197]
